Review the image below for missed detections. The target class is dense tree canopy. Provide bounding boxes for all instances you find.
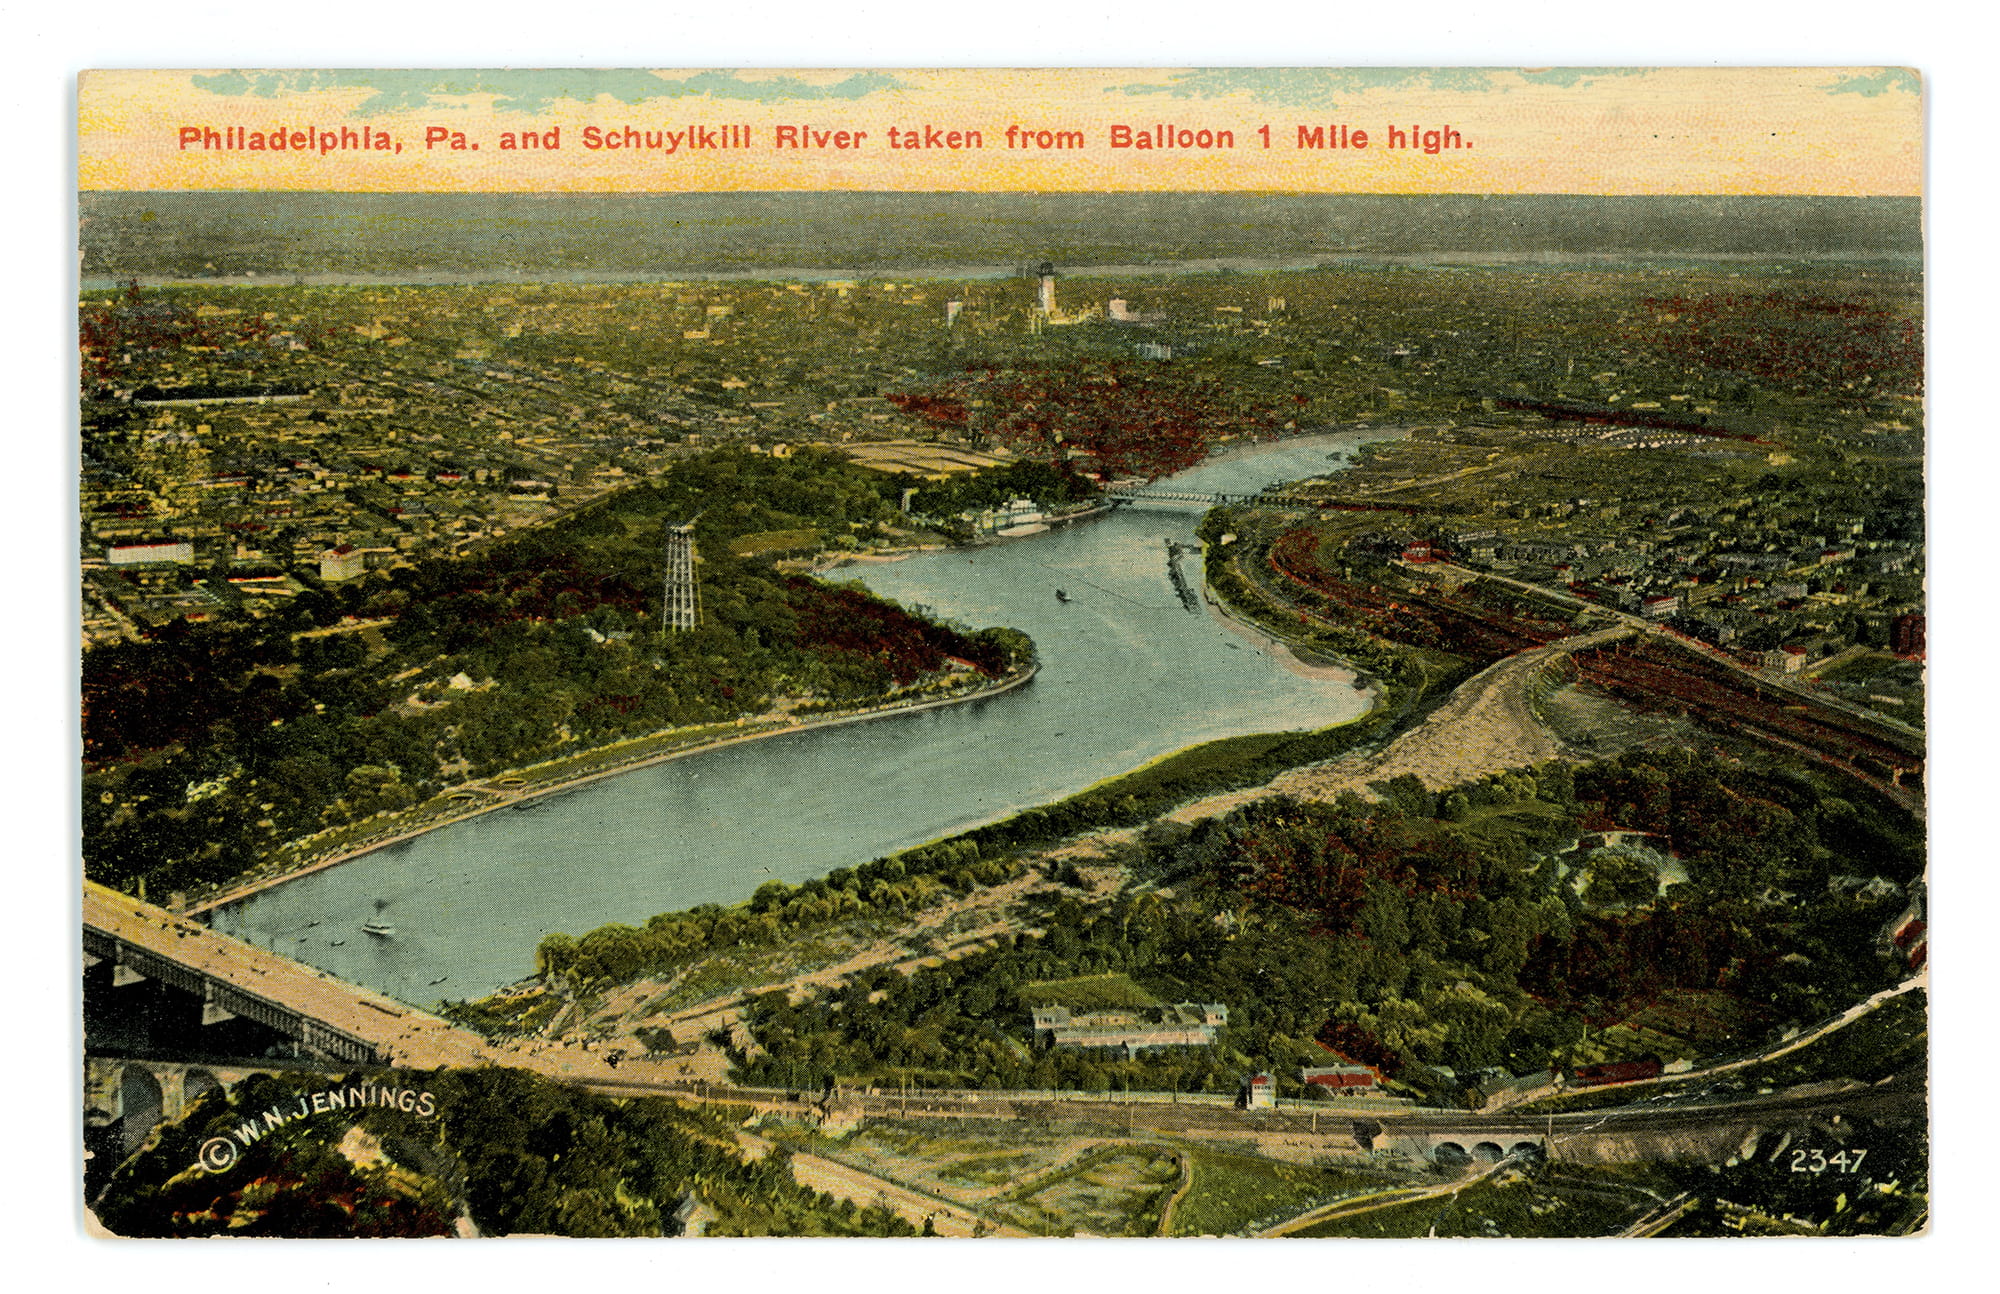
[82,448,1035,898]
[721,750,1919,1103]
[94,1066,915,1238]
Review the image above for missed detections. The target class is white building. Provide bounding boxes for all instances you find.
[319,545,367,581]
[108,541,193,566]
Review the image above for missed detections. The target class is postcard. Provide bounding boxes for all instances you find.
[78,67,1925,1238]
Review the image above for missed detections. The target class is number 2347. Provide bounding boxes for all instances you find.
[1790,1148,1867,1174]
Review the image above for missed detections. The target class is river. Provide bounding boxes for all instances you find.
[211,431,1394,1002]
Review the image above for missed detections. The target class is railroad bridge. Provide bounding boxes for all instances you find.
[1385,1131,1548,1166]
[1104,485,1260,509]
[1103,484,1386,512]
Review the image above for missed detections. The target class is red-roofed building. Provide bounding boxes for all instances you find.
[319,544,366,582]
[1301,1063,1379,1091]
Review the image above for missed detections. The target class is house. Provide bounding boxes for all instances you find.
[319,544,367,581]
[1300,1063,1379,1092]
[1030,1003,1227,1057]
[1242,1072,1276,1109]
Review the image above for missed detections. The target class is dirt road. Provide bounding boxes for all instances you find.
[1167,627,1629,823]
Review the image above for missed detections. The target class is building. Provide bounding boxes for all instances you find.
[1764,644,1811,674]
[1300,1062,1379,1092]
[1243,1072,1276,1109]
[107,540,193,566]
[319,544,367,582]
[1030,1003,1227,1057]
[1035,261,1057,315]
[1882,884,1927,969]
[1108,297,1165,325]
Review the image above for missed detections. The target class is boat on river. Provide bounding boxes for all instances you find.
[362,898,395,938]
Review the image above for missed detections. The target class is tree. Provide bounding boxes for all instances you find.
[1582,852,1661,909]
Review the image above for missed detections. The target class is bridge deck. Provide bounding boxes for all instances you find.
[84,882,496,1070]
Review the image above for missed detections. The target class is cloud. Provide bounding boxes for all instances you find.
[1823,69,1921,97]
[1105,68,1503,110]
[1514,68,1651,90]
[189,69,910,115]
[1105,67,1668,109]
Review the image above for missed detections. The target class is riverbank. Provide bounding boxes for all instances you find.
[187,662,1039,917]
[814,501,1114,574]
[202,430,1393,1000]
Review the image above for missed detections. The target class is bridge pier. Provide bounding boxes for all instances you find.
[1383,1131,1549,1167]
[83,1057,280,1198]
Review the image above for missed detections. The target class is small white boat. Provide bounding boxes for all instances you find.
[363,898,395,938]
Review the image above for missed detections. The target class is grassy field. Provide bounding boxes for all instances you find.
[506,719,766,788]
[627,927,877,1017]
[782,1118,1198,1237]
[1454,798,1574,852]
[1289,1171,1649,1238]
[994,1143,1183,1237]
[800,1118,1092,1210]
[438,984,563,1037]
[729,528,822,556]
[936,1152,1038,1188]
[1017,973,1161,1010]
[1169,1148,1399,1237]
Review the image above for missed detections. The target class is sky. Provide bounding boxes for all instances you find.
[78,66,1921,196]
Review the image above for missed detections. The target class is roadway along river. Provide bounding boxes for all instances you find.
[213,431,1395,1003]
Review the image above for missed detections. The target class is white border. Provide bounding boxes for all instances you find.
[12,3,1990,1288]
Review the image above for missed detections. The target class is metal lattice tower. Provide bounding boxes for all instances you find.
[664,523,700,631]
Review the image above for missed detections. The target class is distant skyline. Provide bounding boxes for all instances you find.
[79,68,1920,197]
[77,193,1921,283]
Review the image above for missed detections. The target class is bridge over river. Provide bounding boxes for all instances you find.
[84,881,496,1071]
[1102,482,1420,513]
